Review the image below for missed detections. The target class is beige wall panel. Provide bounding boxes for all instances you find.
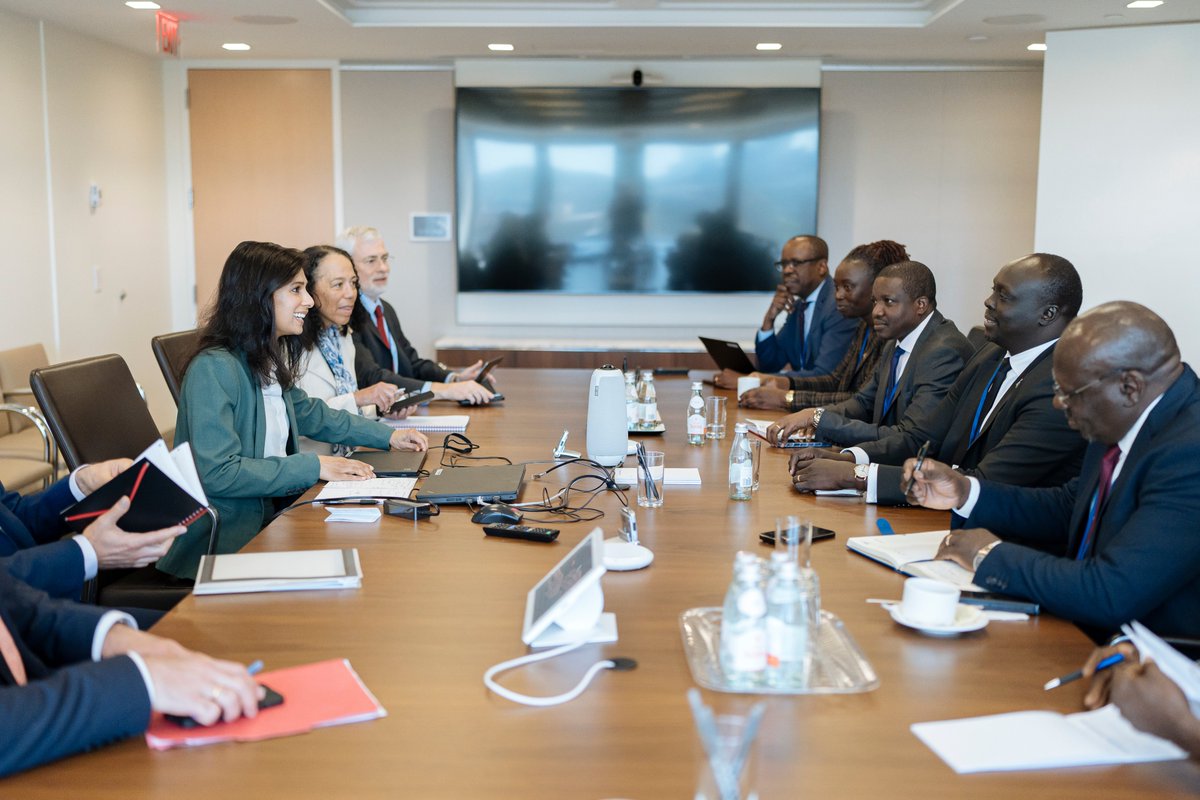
[188,69,335,316]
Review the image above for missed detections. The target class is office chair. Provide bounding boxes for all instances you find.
[30,353,217,609]
[151,329,200,405]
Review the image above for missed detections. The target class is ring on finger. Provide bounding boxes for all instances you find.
[210,685,223,701]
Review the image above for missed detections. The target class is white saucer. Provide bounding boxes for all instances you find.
[603,538,655,571]
[885,603,989,636]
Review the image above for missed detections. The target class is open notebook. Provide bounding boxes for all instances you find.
[846,530,982,590]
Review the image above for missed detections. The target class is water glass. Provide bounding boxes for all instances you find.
[636,450,665,508]
[705,396,728,440]
[749,438,762,491]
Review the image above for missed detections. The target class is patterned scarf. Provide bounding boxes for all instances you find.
[318,325,356,456]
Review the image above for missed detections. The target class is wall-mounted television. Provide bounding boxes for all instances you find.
[455,86,820,295]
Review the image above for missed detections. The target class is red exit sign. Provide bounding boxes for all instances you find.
[156,11,180,56]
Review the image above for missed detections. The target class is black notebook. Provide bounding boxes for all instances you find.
[62,445,208,533]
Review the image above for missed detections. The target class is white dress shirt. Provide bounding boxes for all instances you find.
[757,280,825,343]
[261,381,290,459]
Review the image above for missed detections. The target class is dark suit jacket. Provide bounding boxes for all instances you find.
[965,366,1200,638]
[814,310,973,447]
[0,479,86,599]
[869,342,1086,505]
[0,571,151,776]
[352,298,450,392]
[755,276,858,377]
[786,320,884,409]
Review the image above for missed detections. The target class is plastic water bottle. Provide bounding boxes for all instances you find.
[636,370,658,430]
[624,371,638,428]
[719,552,767,689]
[765,552,819,689]
[728,422,754,500]
[686,381,705,446]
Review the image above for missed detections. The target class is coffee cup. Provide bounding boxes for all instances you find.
[736,376,761,398]
[900,577,960,627]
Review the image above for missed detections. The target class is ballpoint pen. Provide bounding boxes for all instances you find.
[247,660,264,677]
[903,439,932,497]
[1043,652,1125,690]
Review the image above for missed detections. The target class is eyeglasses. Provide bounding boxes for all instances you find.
[774,257,822,272]
[1052,366,1126,405]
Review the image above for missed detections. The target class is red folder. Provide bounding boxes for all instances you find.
[144,658,386,750]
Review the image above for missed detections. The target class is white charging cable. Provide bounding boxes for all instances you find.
[483,641,637,707]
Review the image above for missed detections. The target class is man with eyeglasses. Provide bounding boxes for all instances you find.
[904,301,1200,641]
[337,226,493,405]
[722,236,857,386]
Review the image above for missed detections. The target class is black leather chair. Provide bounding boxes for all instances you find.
[151,329,200,405]
[30,353,215,610]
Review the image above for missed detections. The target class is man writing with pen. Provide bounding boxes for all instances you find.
[903,301,1200,642]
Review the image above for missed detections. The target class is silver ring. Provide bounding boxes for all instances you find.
[942,534,954,548]
[210,686,223,701]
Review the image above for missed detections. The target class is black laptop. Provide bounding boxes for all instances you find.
[351,450,427,477]
[415,464,526,505]
[698,336,757,374]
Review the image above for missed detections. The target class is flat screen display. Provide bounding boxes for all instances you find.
[456,87,820,294]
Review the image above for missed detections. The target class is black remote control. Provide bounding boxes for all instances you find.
[483,523,559,543]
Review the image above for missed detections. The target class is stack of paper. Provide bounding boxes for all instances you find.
[384,415,469,432]
[145,658,386,750]
[613,467,702,486]
[846,530,982,590]
[194,549,362,595]
[315,477,417,502]
[1125,621,1200,716]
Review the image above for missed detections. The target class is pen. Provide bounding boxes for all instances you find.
[247,659,264,677]
[1043,652,1124,691]
[876,518,895,536]
[903,439,932,497]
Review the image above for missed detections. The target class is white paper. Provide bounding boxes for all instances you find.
[315,477,417,502]
[1125,620,1200,717]
[325,507,382,523]
[383,415,469,431]
[847,530,982,591]
[912,705,1187,773]
[815,488,861,497]
[613,467,702,485]
[129,439,207,506]
[209,549,350,580]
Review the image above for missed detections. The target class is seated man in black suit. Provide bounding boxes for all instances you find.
[336,225,493,405]
[766,261,974,450]
[905,301,1200,640]
[790,254,1087,502]
[1,459,186,600]
[0,569,261,776]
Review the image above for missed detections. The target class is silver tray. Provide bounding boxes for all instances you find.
[629,422,666,435]
[679,607,880,695]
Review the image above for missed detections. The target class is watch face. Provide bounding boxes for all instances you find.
[854,464,869,479]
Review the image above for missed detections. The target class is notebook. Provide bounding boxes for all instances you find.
[845,530,983,590]
[350,449,427,477]
[193,548,362,595]
[415,464,526,504]
[699,336,757,373]
[385,415,469,432]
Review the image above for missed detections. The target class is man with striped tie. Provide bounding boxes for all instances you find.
[905,301,1200,641]
[789,254,1087,504]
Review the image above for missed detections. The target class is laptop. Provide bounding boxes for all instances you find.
[699,336,757,374]
[415,464,526,504]
[351,450,427,477]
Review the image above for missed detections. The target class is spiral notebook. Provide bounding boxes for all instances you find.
[384,415,469,432]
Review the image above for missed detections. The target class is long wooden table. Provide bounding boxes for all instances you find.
[11,370,1200,797]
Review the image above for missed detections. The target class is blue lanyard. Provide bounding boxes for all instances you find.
[967,359,1006,446]
[1076,488,1102,560]
[855,330,871,369]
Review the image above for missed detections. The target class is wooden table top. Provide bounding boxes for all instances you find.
[11,369,1200,798]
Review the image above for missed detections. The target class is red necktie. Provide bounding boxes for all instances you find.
[373,304,389,344]
[1076,445,1122,560]
[0,616,27,685]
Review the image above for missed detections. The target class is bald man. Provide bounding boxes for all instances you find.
[904,301,1200,641]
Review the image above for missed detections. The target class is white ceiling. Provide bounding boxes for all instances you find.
[2,0,1199,66]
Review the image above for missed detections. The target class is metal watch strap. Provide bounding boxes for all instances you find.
[973,541,1001,571]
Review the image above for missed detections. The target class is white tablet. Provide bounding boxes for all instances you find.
[522,528,609,646]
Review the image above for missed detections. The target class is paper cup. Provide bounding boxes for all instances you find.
[736,376,761,398]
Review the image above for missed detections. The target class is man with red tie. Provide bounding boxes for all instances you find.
[904,302,1200,641]
[336,225,493,405]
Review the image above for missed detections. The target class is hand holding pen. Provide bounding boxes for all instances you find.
[1080,642,1139,708]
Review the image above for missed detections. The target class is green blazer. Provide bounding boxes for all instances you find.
[157,348,393,578]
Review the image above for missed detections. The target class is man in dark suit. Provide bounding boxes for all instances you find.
[790,254,1087,503]
[716,235,858,388]
[1,460,186,599]
[767,261,974,451]
[337,226,493,405]
[0,569,261,776]
[905,301,1200,640]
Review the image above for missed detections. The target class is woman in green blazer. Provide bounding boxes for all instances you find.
[158,241,427,579]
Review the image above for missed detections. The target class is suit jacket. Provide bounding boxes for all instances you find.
[0,570,150,776]
[755,276,858,377]
[814,310,973,447]
[869,342,1086,505]
[297,329,363,456]
[352,298,450,390]
[164,347,394,579]
[786,319,884,409]
[0,478,87,599]
[964,366,1200,638]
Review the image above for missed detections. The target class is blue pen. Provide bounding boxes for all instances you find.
[247,659,264,677]
[876,518,895,536]
[1043,652,1125,690]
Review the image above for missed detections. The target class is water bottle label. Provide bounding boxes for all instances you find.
[738,463,754,489]
[727,630,767,672]
[766,618,807,664]
[687,413,705,435]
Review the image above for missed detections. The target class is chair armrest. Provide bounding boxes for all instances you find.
[0,403,57,470]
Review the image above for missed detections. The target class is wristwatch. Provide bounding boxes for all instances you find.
[812,407,825,427]
[973,540,1001,571]
[853,463,869,490]
[786,390,797,410]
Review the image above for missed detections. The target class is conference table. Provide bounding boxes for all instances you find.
[10,370,1200,798]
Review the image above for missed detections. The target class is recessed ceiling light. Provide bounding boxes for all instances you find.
[222,43,252,51]
[756,43,782,51]
[125,1,160,8]
[1027,43,1048,51]
[1127,0,1164,8]
[966,34,989,42]
[488,43,514,52]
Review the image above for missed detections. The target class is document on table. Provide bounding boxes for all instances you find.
[315,477,417,502]
[194,549,362,595]
[613,467,702,485]
[911,704,1187,773]
[383,415,469,432]
[1125,620,1200,716]
[846,530,982,590]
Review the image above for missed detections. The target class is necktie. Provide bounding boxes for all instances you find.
[0,616,27,686]
[792,300,810,369]
[880,345,905,419]
[373,304,389,345]
[968,357,1012,445]
[1075,445,1122,560]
